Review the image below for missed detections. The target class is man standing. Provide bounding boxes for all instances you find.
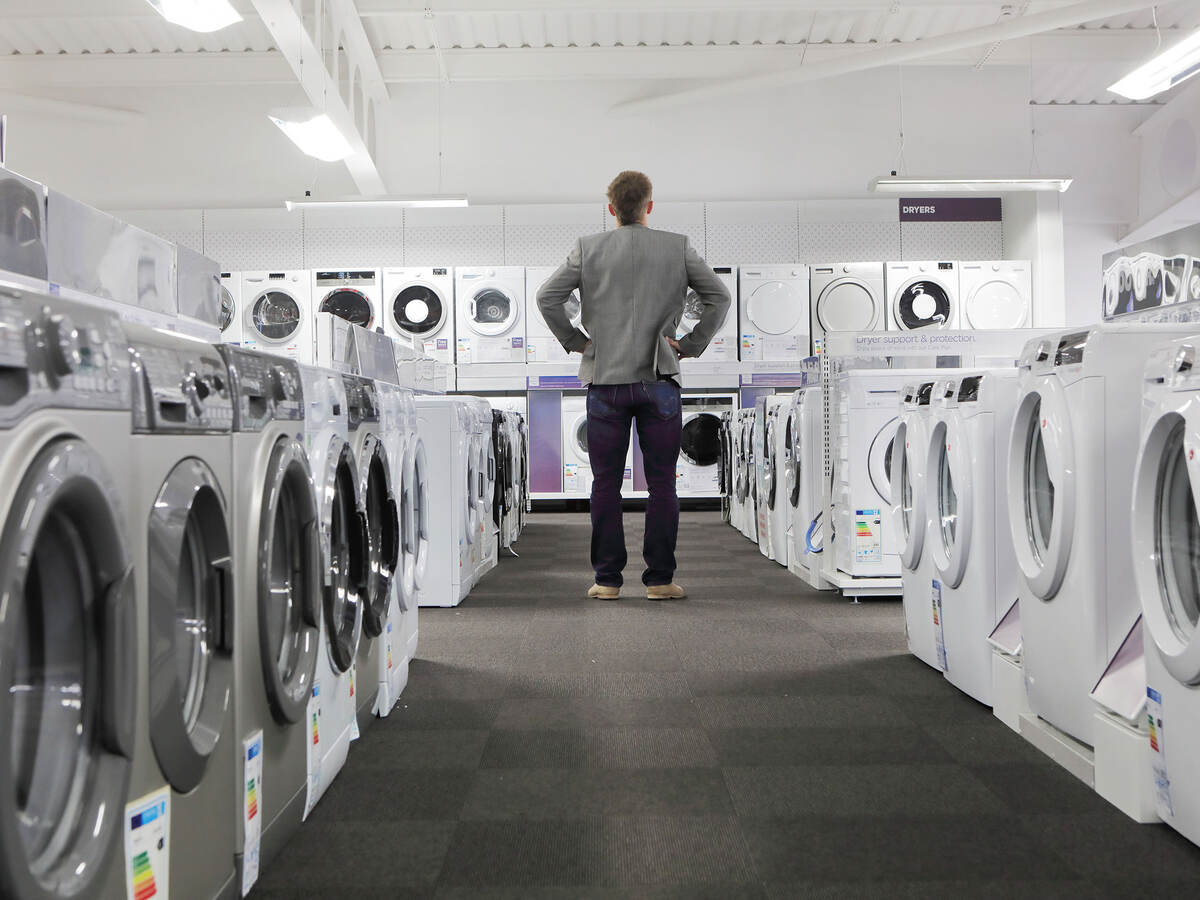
[537,171,731,600]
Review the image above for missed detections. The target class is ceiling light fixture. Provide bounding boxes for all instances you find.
[144,0,241,33]
[268,108,354,162]
[283,196,469,211]
[1109,26,1200,100]
[869,175,1073,193]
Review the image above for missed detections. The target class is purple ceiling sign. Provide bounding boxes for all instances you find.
[898,197,1002,222]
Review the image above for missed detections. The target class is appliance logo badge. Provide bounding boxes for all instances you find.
[437,339,448,349]
[512,337,523,348]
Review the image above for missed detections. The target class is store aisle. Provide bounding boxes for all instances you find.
[254,512,1200,898]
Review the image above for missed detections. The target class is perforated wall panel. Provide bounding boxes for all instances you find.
[707,223,798,265]
[506,223,603,266]
[900,221,1003,261]
[405,224,504,266]
[798,222,901,262]
[203,229,304,272]
[305,226,405,268]
[157,230,203,254]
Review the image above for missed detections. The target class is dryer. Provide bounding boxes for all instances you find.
[894,380,940,668]
[216,345,321,889]
[0,293,137,900]
[561,394,633,499]
[456,267,526,364]
[886,261,960,331]
[383,266,455,363]
[810,262,887,355]
[312,268,382,333]
[679,266,738,366]
[1006,325,1191,746]
[959,260,1032,330]
[785,385,826,585]
[414,396,476,607]
[526,266,584,363]
[739,266,811,361]
[678,394,735,497]
[220,271,242,345]
[296,366,365,817]
[240,270,314,364]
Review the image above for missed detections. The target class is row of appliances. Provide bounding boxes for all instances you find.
[219,261,1035,369]
[0,286,523,900]
[1103,252,1200,320]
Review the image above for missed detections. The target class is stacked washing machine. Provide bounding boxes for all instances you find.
[678,394,736,497]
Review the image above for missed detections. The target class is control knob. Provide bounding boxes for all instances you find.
[42,311,81,377]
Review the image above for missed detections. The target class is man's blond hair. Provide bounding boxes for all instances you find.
[607,171,653,226]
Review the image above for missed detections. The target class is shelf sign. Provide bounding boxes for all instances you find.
[899,198,1002,222]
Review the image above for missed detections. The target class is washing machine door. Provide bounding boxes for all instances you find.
[258,436,322,725]
[894,415,928,571]
[785,408,802,511]
[148,458,235,795]
[219,284,236,335]
[677,289,706,337]
[964,276,1030,330]
[930,413,972,588]
[1133,400,1200,684]
[869,416,900,505]
[1007,376,1075,600]
[391,283,447,336]
[764,413,780,511]
[247,287,302,344]
[318,288,374,329]
[816,278,882,333]
[401,436,431,601]
[360,433,399,638]
[322,443,367,673]
[0,438,136,900]
[464,430,479,544]
[893,278,953,330]
[467,284,519,337]
[682,412,722,468]
[746,280,803,335]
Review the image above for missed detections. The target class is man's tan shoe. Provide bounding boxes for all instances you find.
[646,583,687,600]
[587,583,620,600]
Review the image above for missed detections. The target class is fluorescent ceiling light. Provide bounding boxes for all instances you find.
[284,196,470,211]
[268,109,353,162]
[869,175,1073,193]
[1109,27,1200,100]
[144,0,241,32]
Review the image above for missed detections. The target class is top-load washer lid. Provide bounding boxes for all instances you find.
[219,284,236,333]
[964,276,1030,329]
[746,279,803,335]
[467,285,519,336]
[392,283,447,335]
[319,288,374,328]
[817,278,882,332]
[0,437,136,900]
[248,287,302,342]
[893,279,952,330]
[682,412,722,467]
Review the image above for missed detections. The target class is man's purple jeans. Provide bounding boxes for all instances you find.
[586,380,682,587]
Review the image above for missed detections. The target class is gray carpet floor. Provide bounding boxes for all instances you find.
[254,511,1200,898]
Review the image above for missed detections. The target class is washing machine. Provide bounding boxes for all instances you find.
[886,261,960,331]
[727,410,745,533]
[810,262,887,355]
[525,266,584,363]
[785,385,826,584]
[958,260,1033,330]
[342,375,400,736]
[739,266,810,361]
[464,396,498,582]
[296,366,365,817]
[124,324,238,900]
[561,394,634,499]
[1007,324,1192,747]
[832,369,905,579]
[679,266,738,366]
[754,393,791,562]
[220,271,243,345]
[312,268,382,333]
[240,270,314,364]
[216,345,321,889]
[491,397,528,547]
[0,293,137,900]
[1132,336,1200,845]
[398,386,429,658]
[678,394,735,497]
[719,410,734,523]
[927,368,1021,705]
[736,407,759,541]
[383,266,455,363]
[456,267,526,364]
[414,396,476,606]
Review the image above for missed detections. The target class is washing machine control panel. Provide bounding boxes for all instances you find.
[130,335,233,433]
[218,345,304,430]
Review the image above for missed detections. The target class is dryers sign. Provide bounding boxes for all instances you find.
[898,198,1002,222]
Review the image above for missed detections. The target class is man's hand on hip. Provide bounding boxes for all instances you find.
[575,339,592,354]
[667,337,689,359]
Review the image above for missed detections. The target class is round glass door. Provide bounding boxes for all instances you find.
[402,437,431,601]
[818,280,880,332]
[682,413,722,467]
[325,445,366,673]
[869,417,899,504]
[319,289,374,329]
[965,280,1029,330]
[219,285,236,333]
[361,439,398,638]
[747,282,802,335]
[937,439,957,551]
[764,414,778,511]
[392,285,445,335]
[574,417,589,456]
[787,412,802,509]
[469,287,517,336]
[249,289,301,343]
[894,280,952,330]
[0,439,135,900]
[1025,401,1054,564]
[894,417,926,571]
[1154,420,1200,643]
[148,459,234,794]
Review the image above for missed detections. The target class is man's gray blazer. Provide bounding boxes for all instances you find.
[536,224,732,386]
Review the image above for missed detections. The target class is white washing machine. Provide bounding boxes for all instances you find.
[927,369,1020,705]
[1007,325,1192,746]
[525,266,584,363]
[886,261,960,331]
[739,266,811,361]
[785,385,826,584]
[959,260,1032,330]
[398,386,429,659]
[296,366,364,817]
[832,370,905,579]
[463,396,498,582]
[754,394,790,562]
[810,262,887,355]
[678,394,735,497]
[561,394,633,498]
[383,266,455,364]
[312,268,383,334]
[240,270,314,364]
[1132,337,1200,845]
[679,266,738,366]
[220,271,242,345]
[736,407,760,541]
[414,396,476,607]
[456,267,526,364]
[729,409,748,534]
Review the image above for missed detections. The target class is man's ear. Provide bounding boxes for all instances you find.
[608,203,616,218]
[645,200,653,216]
